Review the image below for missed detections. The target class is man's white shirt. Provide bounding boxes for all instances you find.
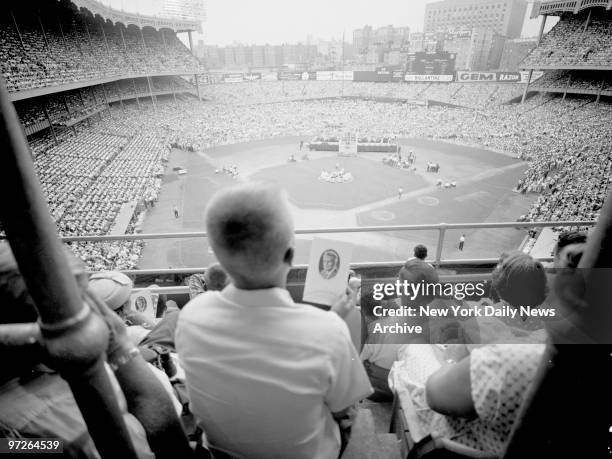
[176,285,372,459]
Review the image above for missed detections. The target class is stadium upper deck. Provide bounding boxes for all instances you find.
[1,0,205,101]
[520,1,612,97]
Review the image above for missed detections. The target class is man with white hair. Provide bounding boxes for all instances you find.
[176,183,372,458]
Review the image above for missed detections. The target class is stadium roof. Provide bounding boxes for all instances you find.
[71,0,202,33]
[531,0,612,18]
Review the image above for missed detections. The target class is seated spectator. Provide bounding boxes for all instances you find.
[461,252,548,345]
[88,271,155,346]
[388,250,551,454]
[552,230,587,268]
[0,243,188,458]
[422,343,545,456]
[360,292,410,402]
[187,263,229,299]
[176,183,372,458]
[397,244,440,341]
[398,244,439,298]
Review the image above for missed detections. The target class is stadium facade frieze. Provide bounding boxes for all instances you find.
[531,0,612,18]
[71,0,202,33]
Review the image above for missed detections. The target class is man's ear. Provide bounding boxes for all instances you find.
[283,247,294,266]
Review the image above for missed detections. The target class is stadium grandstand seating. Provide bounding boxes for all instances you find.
[522,9,612,69]
[530,69,612,95]
[1,0,205,94]
[521,5,612,98]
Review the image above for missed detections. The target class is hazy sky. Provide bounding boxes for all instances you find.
[108,0,548,45]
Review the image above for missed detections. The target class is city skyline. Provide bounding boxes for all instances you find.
[106,0,550,46]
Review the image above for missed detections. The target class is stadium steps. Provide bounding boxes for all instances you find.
[342,404,401,459]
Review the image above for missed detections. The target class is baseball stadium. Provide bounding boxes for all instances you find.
[0,0,611,457]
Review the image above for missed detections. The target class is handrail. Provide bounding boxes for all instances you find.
[53,220,593,269]
[116,257,555,277]
[58,220,595,242]
[132,272,496,295]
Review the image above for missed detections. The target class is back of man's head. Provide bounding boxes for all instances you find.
[553,230,587,267]
[413,244,427,260]
[205,183,295,287]
[204,263,229,291]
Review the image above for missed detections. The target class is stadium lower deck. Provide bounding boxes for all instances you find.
[138,137,535,268]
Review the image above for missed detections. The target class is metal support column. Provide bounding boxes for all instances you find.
[133,79,141,108]
[521,70,533,104]
[101,83,112,118]
[43,104,58,146]
[596,79,604,104]
[536,15,547,46]
[434,224,447,267]
[188,31,194,53]
[100,20,111,55]
[37,15,49,50]
[146,76,156,110]
[10,11,25,50]
[116,81,124,111]
[57,17,68,49]
[563,73,572,101]
[0,79,139,459]
[119,25,127,50]
[82,16,93,50]
[194,74,201,100]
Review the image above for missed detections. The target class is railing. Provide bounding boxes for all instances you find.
[56,219,596,293]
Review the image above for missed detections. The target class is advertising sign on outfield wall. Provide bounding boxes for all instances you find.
[353,71,390,82]
[497,72,522,82]
[316,70,354,81]
[278,72,303,81]
[243,73,261,81]
[456,71,523,83]
[456,71,497,82]
[404,74,454,82]
[520,70,544,83]
[391,70,405,82]
[261,72,278,81]
[223,73,244,83]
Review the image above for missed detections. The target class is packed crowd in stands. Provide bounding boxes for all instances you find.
[31,110,170,270]
[1,2,204,93]
[17,83,609,270]
[195,80,523,109]
[522,9,612,68]
[532,69,612,93]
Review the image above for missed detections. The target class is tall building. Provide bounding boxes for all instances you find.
[251,45,265,68]
[408,32,445,53]
[353,26,373,54]
[443,29,505,70]
[160,0,205,22]
[424,0,527,38]
[498,37,537,70]
[353,25,410,65]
